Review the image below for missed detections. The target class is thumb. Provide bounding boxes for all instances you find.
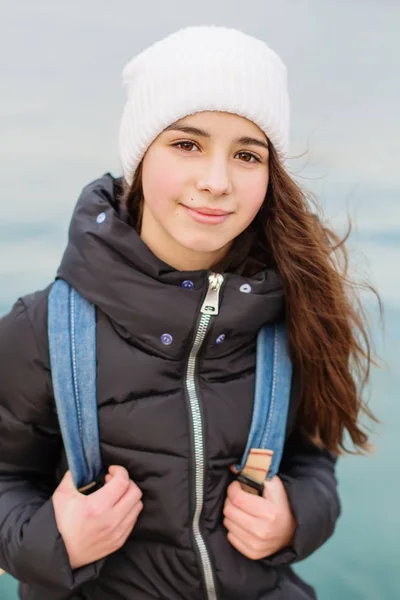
[227,480,243,502]
[262,476,286,505]
[57,470,79,495]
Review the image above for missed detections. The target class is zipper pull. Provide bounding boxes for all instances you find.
[201,273,224,316]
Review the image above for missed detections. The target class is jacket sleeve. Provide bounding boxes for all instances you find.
[0,297,103,594]
[263,426,341,566]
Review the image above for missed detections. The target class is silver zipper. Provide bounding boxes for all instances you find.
[186,272,224,600]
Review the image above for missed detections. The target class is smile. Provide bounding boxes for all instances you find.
[181,204,233,225]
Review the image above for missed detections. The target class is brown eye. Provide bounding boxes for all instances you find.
[174,141,198,152]
[236,152,260,163]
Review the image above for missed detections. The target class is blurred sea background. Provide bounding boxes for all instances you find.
[0,1,399,598]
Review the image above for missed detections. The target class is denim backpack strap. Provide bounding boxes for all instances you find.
[48,279,103,493]
[235,322,292,495]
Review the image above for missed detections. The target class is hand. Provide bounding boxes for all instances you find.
[223,476,296,560]
[52,465,143,569]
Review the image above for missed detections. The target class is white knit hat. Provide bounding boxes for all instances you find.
[119,26,290,186]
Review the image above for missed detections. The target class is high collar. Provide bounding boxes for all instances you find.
[57,173,285,359]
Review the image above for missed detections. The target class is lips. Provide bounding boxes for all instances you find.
[181,204,232,225]
[184,206,232,216]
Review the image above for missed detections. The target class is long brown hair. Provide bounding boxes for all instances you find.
[121,143,381,455]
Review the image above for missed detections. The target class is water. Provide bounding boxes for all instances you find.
[1,1,398,598]
[297,309,400,599]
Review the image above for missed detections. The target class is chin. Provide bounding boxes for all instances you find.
[177,234,230,256]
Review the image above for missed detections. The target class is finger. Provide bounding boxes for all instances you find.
[57,470,79,495]
[108,465,130,479]
[263,476,286,504]
[117,499,143,544]
[225,497,276,526]
[224,516,252,540]
[113,481,143,523]
[228,481,272,518]
[227,480,242,501]
[120,497,143,529]
[224,502,273,538]
[127,497,143,524]
[227,531,266,561]
[117,500,143,542]
[90,466,130,509]
[224,517,265,550]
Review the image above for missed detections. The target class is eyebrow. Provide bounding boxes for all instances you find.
[164,124,269,151]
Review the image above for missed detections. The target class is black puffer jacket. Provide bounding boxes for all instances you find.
[0,174,340,600]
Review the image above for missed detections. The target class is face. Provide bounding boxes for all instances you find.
[140,111,269,271]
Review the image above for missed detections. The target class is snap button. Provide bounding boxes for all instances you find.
[96,212,106,224]
[239,283,252,294]
[160,333,173,346]
[216,334,226,345]
[181,280,194,290]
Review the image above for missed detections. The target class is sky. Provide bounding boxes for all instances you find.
[0,0,399,309]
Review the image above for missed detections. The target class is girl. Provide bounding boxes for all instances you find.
[0,26,377,600]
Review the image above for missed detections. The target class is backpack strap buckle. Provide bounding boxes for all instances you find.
[237,448,273,496]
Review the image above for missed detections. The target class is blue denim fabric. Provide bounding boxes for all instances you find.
[235,323,292,479]
[48,283,291,489]
[48,279,102,489]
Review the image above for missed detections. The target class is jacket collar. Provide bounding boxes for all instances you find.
[57,173,285,359]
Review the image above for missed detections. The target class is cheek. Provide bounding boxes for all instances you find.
[142,151,184,208]
[238,173,269,217]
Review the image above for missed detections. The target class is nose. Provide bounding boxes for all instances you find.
[196,157,233,197]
